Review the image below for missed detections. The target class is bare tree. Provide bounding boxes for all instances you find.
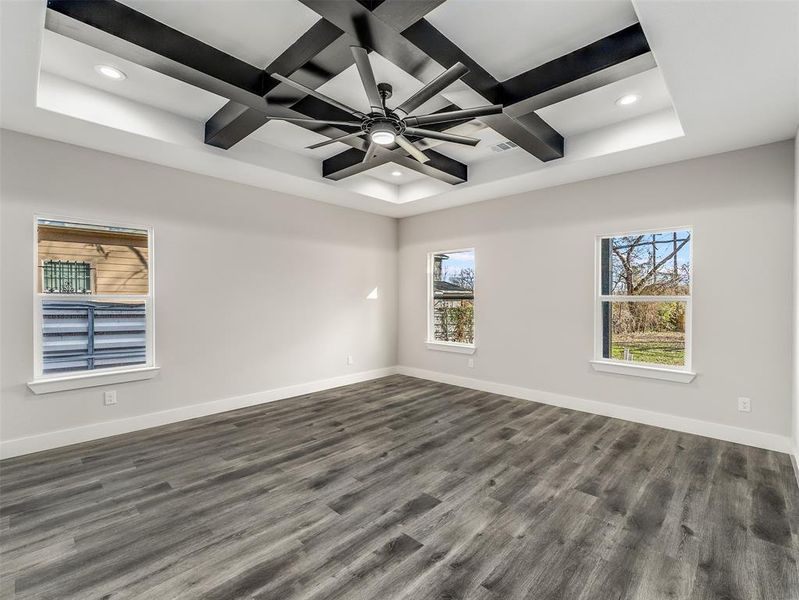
[446,267,475,291]
[611,234,690,296]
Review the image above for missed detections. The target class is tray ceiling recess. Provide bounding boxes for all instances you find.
[44,0,655,187]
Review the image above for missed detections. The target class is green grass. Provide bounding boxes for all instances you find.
[611,333,685,366]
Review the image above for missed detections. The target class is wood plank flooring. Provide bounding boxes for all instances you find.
[1,375,798,599]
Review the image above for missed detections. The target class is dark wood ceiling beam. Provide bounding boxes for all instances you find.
[502,23,652,103]
[45,0,368,152]
[504,53,657,118]
[206,19,353,149]
[206,0,447,150]
[46,0,265,100]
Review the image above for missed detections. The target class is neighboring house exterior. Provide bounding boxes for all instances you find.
[37,224,149,295]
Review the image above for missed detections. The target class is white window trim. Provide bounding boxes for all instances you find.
[426,248,476,353]
[27,366,160,395]
[29,214,158,394]
[592,227,696,383]
[426,341,476,354]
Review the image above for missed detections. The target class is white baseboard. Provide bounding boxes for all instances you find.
[0,367,398,459]
[4,365,794,464]
[397,366,793,454]
[792,451,799,487]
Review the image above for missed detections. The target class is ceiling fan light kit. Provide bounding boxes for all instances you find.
[368,121,399,145]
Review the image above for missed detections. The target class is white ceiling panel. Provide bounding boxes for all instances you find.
[119,0,320,68]
[40,30,229,121]
[426,0,639,80]
[537,67,674,137]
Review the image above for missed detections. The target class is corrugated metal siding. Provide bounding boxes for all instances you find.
[42,301,146,373]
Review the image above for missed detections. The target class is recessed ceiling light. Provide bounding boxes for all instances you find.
[616,94,640,106]
[95,65,126,81]
[391,171,402,177]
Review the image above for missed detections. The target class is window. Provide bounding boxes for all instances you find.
[30,217,157,392]
[42,260,92,294]
[593,229,694,381]
[427,249,475,352]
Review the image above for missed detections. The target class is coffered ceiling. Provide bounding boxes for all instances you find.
[1,0,796,216]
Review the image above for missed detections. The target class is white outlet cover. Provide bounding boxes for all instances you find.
[737,397,751,412]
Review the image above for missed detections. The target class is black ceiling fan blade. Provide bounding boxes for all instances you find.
[395,62,469,116]
[350,46,384,114]
[270,73,366,119]
[268,117,363,127]
[362,141,380,163]
[306,131,366,150]
[403,104,504,127]
[403,127,480,146]
[395,136,430,163]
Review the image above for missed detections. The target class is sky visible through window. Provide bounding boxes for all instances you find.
[438,250,474,283]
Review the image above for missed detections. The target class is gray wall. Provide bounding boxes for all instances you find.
[1,131,398,442]
[2,132,794,448]
[794,130,799,456]
[399,141,795,438]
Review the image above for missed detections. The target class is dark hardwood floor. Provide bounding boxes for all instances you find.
[1,375,797,599]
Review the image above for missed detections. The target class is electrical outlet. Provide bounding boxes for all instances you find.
[104,390,117,406]
[347,355,354,366]
[467,358,474,368]
[737,397,751,413]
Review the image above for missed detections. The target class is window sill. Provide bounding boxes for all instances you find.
[426,341,476,355]
[590,360,695,383]
[27,366,160,395]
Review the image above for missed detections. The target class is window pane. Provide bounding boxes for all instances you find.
[432,250,474,344]
[602,301,686,366]
[42,299,147,374]
[602,230,690,296]
[37,219,149,295]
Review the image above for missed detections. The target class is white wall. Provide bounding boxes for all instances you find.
[0,131,397,448]
[399,141,795,443]
[794,129,799,460]
[2,132,795,457]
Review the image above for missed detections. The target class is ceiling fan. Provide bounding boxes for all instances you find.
[263,46,504,164]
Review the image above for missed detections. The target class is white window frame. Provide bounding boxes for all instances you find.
[28,214,159,394]
[590,227,696,383]
[426,248,476,354]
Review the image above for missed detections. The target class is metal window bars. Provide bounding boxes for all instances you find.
[42,260,92,294]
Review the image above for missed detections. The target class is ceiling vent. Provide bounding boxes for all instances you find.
[490,140,518,153]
